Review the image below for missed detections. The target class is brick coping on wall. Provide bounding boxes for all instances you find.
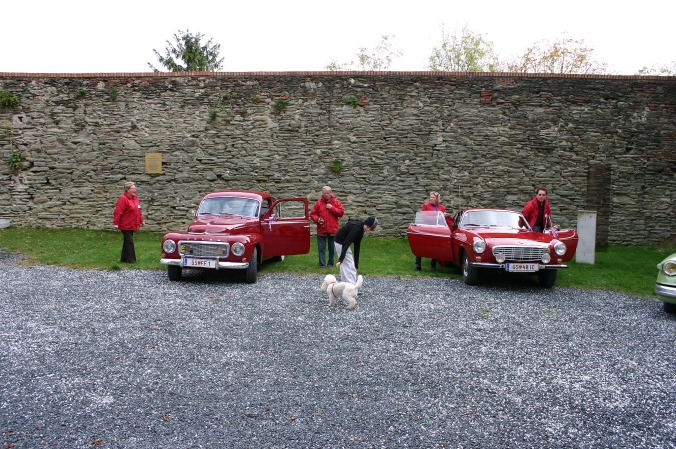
[1,71,675,80]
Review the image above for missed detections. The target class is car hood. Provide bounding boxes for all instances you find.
[187,216,258,234]
[465,228,554,245]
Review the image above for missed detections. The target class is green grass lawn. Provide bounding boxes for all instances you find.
[0,227,673,297]
[0,228,165,272]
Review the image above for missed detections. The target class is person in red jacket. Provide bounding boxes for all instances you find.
[415,191,447,271]
[113,182,145,263]
[310,186,345,269]
[521,187,558,232]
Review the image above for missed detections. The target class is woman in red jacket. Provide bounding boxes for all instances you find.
[113,182,145,263]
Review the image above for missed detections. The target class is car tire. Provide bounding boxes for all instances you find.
[462,252,478,285]
[245,248,258,284]
[538,269,557,288]
[664,302,676,314]
[167,265,182,281]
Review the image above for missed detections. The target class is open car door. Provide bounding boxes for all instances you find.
[261,198,311,257]
[406,211,453,263]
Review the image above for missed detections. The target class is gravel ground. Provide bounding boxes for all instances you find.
[1,255,675,449]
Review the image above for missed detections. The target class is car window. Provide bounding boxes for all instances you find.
[197,198,222,215]
[461,210,527,229]
[239,199,260,217]
[259,198,271,217]
[276,200,305,219]
[415,211,447,226]
[271,203,281,218]
[198,197,260,218]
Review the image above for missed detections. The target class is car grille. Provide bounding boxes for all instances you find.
[492,245,548,261]
[178,241,230,258]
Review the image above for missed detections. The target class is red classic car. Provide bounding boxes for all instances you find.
[407,209,579,287]
[160,190,310,283]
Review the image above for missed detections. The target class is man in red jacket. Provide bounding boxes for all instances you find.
[113,182,145,263]
[521,187,555,232]
[310,186,345,269]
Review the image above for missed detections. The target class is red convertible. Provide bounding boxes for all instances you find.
[407,209,578,287]
[160,190,310,283]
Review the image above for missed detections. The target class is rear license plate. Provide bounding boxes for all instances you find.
[183,258,216,268]
[506,263,539,272]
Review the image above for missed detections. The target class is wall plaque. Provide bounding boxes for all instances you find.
[145,153,162,173]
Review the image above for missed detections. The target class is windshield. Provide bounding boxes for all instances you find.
[197,197,260,218]
[460,210,530,230]
[414,211,447,226]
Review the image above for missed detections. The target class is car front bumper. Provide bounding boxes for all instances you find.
[655,282,676,302]
[160,258,249,269]
[470,262,568,270]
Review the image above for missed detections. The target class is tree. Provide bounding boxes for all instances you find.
[149,30,224,72]
[636,61,676,76]
[505,35,609,74]
[428,24,498,72]
[326,35,403,71]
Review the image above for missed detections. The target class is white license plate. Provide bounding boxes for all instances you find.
[183,258,216,268]
[506,263,539,272]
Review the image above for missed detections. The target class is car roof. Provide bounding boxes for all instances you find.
[202,190,272,201]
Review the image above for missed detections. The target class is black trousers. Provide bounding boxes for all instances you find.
[120,230,136,263]
[415,256,436,269]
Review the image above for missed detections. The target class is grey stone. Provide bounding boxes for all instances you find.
[0,73,673,245]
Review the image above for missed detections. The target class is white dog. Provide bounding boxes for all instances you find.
[320,274,363,309]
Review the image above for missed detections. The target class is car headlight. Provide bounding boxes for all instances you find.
[495,252,506,263]
[473,240,486,254]
[541,252,551,264]
[163,239,176,254]
[554,242,567,256]
[661,260,676,276]
[231,242,246,257]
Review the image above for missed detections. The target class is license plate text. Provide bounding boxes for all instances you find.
[183,258,217,268]
[506,263,539,272]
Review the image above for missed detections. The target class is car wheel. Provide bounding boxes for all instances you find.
[245,248,258,284]
[664,302,676,314]
[167,265,182,281]
[462,252,478,285]
[538,269,557,288]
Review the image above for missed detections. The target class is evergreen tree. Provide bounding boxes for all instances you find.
[149,30,224,72]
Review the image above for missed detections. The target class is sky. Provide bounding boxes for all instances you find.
[2,0,674,75]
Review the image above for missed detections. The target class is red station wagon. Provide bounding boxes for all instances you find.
[160,190,310,283]
[407,208,579,287]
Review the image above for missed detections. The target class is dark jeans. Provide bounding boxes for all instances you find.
[415,256,436,269]
[120,230,137,263]
[532,226,543,232]
[317,234,335,267]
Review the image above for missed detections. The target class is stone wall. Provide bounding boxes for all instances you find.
[1,72,675,244]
